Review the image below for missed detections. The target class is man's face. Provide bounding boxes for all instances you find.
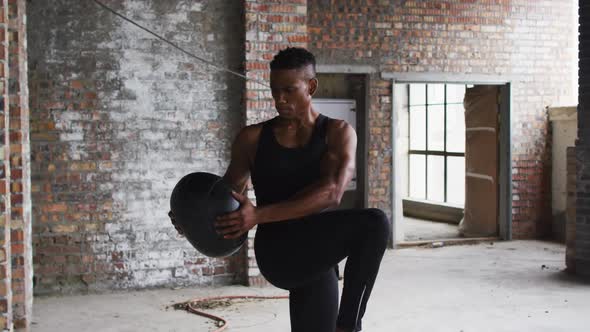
[270,66,317,119]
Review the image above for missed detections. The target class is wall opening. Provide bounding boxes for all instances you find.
[391,79,512,246]
[397,83,467,241]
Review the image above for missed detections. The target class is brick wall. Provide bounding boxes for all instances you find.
[0,0,30,329]
[308,0,577,238]
[243,0,307,286]
[26,0,581,294]
[7,0,30,328]
[28,0,245,294]
[0,0,11,327]
[245,0,308,125]
[576,0,590,277]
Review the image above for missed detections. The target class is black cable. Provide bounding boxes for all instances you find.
[91,0,269,87]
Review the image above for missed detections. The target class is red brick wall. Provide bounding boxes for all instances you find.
[367,78,392,210]
[7,0,30,328]
[244,0,307,285]
[308,0,577,238]
[0,0,29,328]
[0,0,11,328]
[245,0,308,125]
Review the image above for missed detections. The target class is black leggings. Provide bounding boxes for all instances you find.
[254,208,390,332]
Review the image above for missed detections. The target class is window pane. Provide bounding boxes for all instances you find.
[427,155,445,202]
[446,104,465,153]
[446,84,466,104]
[409,84,426,106]
[427,84,445,104]
[409,154,426,200]
[427,105,444,151]
[409,106,426,150]
[447,156,465,206]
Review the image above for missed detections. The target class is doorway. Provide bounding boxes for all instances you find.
[389,76,512,246]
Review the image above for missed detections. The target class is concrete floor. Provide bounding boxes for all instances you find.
[403,217,461,241]
[33,240,590,332]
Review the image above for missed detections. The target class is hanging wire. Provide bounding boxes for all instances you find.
[91,0,270,88]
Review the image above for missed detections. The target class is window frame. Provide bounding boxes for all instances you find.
[408,84,466,204]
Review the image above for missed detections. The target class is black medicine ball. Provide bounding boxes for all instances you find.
[170,172,247,257]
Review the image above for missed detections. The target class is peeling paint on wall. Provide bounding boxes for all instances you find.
[29,0,245,294]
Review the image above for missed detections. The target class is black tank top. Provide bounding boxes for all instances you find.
[251,114,330,207]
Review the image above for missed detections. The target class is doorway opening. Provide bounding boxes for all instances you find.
[391,79,512,246]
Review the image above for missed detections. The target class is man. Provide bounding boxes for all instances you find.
[172,47,389,332]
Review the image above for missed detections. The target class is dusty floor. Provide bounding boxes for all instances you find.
[403,217,460,241]
[33,240,590,332]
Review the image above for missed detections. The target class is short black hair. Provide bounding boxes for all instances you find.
[270,47,316,76]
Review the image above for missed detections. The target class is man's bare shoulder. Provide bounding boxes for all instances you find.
[235,122,264,146]
[325,117,356,144]
[229,123,266,171]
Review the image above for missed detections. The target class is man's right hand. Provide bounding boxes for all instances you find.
[168,210,184,236]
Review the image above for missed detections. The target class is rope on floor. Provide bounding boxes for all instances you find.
[176,295,289,332]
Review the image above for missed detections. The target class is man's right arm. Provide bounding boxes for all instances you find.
[169,125,258,234]
[222,125,259,195]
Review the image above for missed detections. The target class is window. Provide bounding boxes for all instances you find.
[408,84,465,206]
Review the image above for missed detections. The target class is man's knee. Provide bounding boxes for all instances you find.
[363,208,390,242]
